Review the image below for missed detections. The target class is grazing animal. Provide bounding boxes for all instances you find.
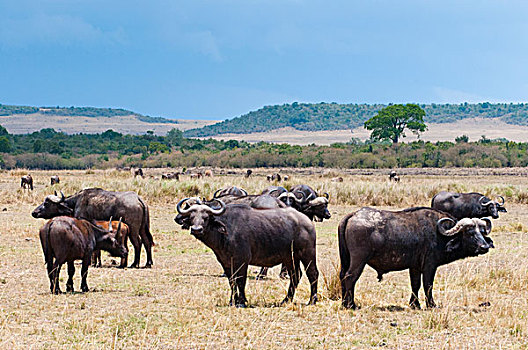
[431,191,507,220]
[21,174,33,190]
[392,175,400,182]
[175,198,319,308]
[389,170,398,181]
[32,188,153,268]
[331,177,344,183]
[339,207,494,309]
[245,169,253,178]
[50,176,60,185]
[39,216,127,294]
[204,170,213,177]
[161,172,180,180]
[283,175,290,181]
[134,168,144,178]
[213,186,248,198]
[92,219,131,267]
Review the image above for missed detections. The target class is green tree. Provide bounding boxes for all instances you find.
[363,104,427,144]
[0,136,11,152]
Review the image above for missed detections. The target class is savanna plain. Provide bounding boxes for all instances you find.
[1,168,528,349]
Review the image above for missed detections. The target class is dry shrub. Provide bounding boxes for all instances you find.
[321,261,341,301]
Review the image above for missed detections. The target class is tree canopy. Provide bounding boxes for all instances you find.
[364,104,427,144]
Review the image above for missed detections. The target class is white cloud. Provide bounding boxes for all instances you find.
[186,31,223,62]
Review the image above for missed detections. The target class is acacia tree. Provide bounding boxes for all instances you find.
[364,104,427,144]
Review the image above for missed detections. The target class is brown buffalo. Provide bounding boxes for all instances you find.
[21,174,33,190]
[50,176,60,185]
[92,219,131,267]
[39,216,127,294]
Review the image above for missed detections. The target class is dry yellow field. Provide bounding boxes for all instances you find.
[0,168,527,349]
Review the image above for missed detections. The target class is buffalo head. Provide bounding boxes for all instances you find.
[298,192,331,221]
[94,217,128,258]
[175,197,226,236]
[479,196,507,219]
[437,217,493,256]
[32,191,73,219]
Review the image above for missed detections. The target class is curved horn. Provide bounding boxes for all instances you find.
[54,190,58,196]
[213,189,223,198]
[441,218,474,236]
[309,196,329,206]
[481,218,492,235]
[479,196,493,206]
[268,188,279,196]
[323,192,329,199]
[240,188,248,196]
[436,217,457,236]
[108,216,113,232]
[497,196,505,205]
[278,192,289,199]
[305,192,316,202]
[60,191,65,202]
[292,191,305,203]
[176,198,193,215]
[205,199,226,216]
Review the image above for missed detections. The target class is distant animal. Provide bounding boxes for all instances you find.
[331,177,344,183]
[134,168,144,178]
[389,170,398,181]
[283,175,289,181]
[32,188,153,268]
[162,172,180,181]
[339,207,494,309]
[392,175,400,182]
[21,174,33,190]
[175,198,319,308]
[204,170,213,177]
[50,176,60,185]
[92,219,131,267]
[190,173,203,179]
[39,216,127,294]
[245,169,253,178]
[213,186,248,198]
[431,191,507,220]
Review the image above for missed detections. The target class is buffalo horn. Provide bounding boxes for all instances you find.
[240,188,248,196]
[213,189,223,198]
[497,196,505,205]
[60,191,65,202]
[440,218,475,236]
[116,217,122,236]
[436,217,457,236]
[323,192,329,199]
[176,197,194,215]
[479,196,493,206]
[205,199,226,215]
[482,218,492,235]
[108,216,113,232]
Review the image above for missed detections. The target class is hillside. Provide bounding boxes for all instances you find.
[0,104,216,135]
[183,102,528,137]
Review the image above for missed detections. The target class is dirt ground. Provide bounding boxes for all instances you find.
[0,169,527,349]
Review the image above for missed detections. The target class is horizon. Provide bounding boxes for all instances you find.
[2,1,528,120]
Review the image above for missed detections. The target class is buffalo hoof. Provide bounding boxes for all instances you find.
[410,302,421,310]
[280,297,293,306]
[235,303,247,308]
[81,285,89,293]
[51,288,63,295]
[129,263,140,269]
[279,272,289,280]
[308,295,318,305]
[342,302,358,310]
[144,263,152,269]
[66,285,74,293]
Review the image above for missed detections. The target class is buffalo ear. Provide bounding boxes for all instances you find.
[445,237,461,253]
[484,236,495,248]
[212,219,227,235]
[499,207,507,213]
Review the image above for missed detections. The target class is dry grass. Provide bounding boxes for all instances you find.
[0,169,527,348]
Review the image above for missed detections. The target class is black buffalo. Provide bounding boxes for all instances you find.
[31,188,153,268]
[175,198,319,308]
[39,216,127,293]
[50,176,60,185]
[339,207,493,309]
[291,184,331,222]
[213,186,248,198]
[21,174,33,190]
[431,191,507,220]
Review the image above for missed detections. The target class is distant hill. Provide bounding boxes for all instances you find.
[0,103,217,135]
[183,102,528,137]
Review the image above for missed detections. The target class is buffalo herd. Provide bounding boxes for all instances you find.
[29,171,507,311]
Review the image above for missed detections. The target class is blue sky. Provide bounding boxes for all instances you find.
[1,1,527,120]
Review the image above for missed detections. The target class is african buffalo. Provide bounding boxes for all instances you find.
[162,172,180,180]
[21,174,33,190]
[50,176,60,185]
[389,170,398,181]
[190,173,203,179]
[39,216,127,294]
[32,188,153,268]
[175,198,319,307]
[431,191,507,219]
[245,169,253,178]
[291,184,331,222]
[134,168,144,178]
[339,207,494,309]
[204,170,213,177]
[92,219,131,267]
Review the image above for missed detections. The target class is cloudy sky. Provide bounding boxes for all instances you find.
[1,1,527,120]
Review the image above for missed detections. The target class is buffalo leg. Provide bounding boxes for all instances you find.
[51,261,63,294]
[46,256,55,293]
[233,264,248,308]
[256,267,268,280]
[141,235,153,268]
[409,268,421,309]
[92,250,101,268]
[281,260,298,305]
[119,235,129,268]
[66,261,76,293]
[279,264,289,279]
[423,266,438,308]
[301,257,318,305]
[80,255,91,292]
[128,232,142,268]
[341,259,367,309]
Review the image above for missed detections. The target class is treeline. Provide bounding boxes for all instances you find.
[184,102,528,137]
[0,104,178,124]
[0,125,527,170]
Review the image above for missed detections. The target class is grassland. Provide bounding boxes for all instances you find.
[0,168,527,349]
